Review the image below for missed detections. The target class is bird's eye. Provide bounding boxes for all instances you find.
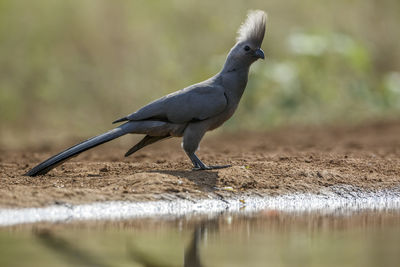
[244,45,250,51]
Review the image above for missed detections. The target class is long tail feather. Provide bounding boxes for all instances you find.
[25,120,174,176]
[25,127,127,176]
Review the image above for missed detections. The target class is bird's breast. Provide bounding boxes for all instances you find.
[207,103,238,131]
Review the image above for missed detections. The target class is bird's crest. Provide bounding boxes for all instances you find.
[236,10,267,47]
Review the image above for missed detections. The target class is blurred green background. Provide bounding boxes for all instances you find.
[1,0,400,148]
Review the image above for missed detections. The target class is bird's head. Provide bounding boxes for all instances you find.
[223,10,267,71]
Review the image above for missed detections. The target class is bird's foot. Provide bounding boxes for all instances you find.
[188,152,231,171]
[192,164,231,171]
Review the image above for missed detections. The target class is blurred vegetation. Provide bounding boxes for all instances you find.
[0,0,400,148]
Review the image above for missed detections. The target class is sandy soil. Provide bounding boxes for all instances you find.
[1,120,400,208]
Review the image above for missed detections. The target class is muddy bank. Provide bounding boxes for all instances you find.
[1,120,400,208]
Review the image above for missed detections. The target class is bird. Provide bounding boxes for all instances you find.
[25,10,267,176]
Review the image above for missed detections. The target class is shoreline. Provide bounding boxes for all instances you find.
[1,186,400,227]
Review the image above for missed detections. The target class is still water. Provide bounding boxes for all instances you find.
[1,209,400,267]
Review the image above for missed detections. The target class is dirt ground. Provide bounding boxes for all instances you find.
[1,120,400,208]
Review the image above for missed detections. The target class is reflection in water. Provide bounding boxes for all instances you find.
[34,217,218,267]
[184,217,219,267]
[36,229,109,267]
[183,224,203,267]
[2,210,400,267]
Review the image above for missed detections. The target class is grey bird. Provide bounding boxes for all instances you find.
[25,10,267,176]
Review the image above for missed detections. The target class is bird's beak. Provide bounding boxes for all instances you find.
[254,48,265,60]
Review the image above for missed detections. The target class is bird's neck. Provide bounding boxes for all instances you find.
[221,63,249,73]
[221,56,251,74]
[219,66,249,103]
[219,45,252,101]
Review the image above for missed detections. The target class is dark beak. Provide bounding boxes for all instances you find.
[254,48,265,59]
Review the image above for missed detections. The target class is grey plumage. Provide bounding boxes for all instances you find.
[25,10,267,176]
[124,135,171,157]
[25,121,184,176]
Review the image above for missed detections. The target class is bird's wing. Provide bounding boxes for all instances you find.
[114,84,227,124]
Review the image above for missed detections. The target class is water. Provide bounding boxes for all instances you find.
[1,208,400,266]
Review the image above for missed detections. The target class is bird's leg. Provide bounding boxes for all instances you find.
[187,152,202,169]
[187,152,209,170]
[186,152,231,171]
[183,124,231,171]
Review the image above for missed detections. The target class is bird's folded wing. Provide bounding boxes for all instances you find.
[116,85,227,124]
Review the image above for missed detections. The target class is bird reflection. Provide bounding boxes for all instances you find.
[35,229,109,267]
[34,217,220,267]
[127,219,219,267]
[183,225,203,267]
